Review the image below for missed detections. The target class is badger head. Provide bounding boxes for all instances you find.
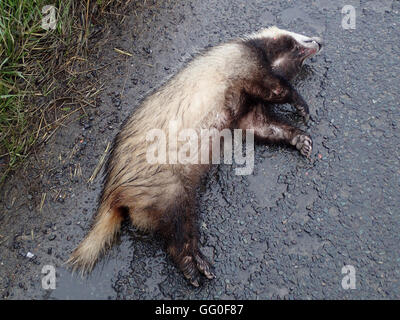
[246,26,323,80]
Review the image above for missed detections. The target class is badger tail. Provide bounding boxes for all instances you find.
[67,202,123,274]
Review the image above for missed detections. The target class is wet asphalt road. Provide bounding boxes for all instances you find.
[0,0,399,299]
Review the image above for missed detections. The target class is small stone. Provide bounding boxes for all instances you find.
[143,47,152,54]
[57,196,65,203]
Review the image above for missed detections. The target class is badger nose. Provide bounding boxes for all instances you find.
[311,37,323,50]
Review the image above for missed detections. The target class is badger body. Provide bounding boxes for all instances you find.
[69,26,322,286]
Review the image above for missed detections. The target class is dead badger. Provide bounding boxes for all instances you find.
[69,26,323,286]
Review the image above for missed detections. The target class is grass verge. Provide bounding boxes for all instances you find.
[0,0,129,184]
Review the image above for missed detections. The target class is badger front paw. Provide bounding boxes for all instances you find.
[293,134,313,158]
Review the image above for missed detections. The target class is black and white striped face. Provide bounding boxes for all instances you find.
[246,26,323,80]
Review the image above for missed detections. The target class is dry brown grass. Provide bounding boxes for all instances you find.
[0,0,131,184]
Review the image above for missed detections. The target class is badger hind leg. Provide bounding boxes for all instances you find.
[158,194,215,287]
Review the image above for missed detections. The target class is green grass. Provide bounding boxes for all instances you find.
[0,0,128,184]
[0,0,75,182]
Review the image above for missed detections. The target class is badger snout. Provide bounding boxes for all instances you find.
[303,37,323,50]
[302,37,323,59]
[311,37,323,51]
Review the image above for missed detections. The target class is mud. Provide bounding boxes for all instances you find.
[0,0,399,299]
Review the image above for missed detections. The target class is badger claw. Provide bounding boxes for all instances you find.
[179,250,215,287]
[303,113,310,125]
[294,134,313,158]
[195,252,216,280]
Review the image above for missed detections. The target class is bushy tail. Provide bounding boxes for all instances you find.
[67,203,123,274]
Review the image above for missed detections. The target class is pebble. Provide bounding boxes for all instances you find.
[48,234,56,241]
[26,252,34,259]
[143,47,152,54]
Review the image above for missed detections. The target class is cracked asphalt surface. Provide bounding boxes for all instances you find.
[1,0,399,299]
